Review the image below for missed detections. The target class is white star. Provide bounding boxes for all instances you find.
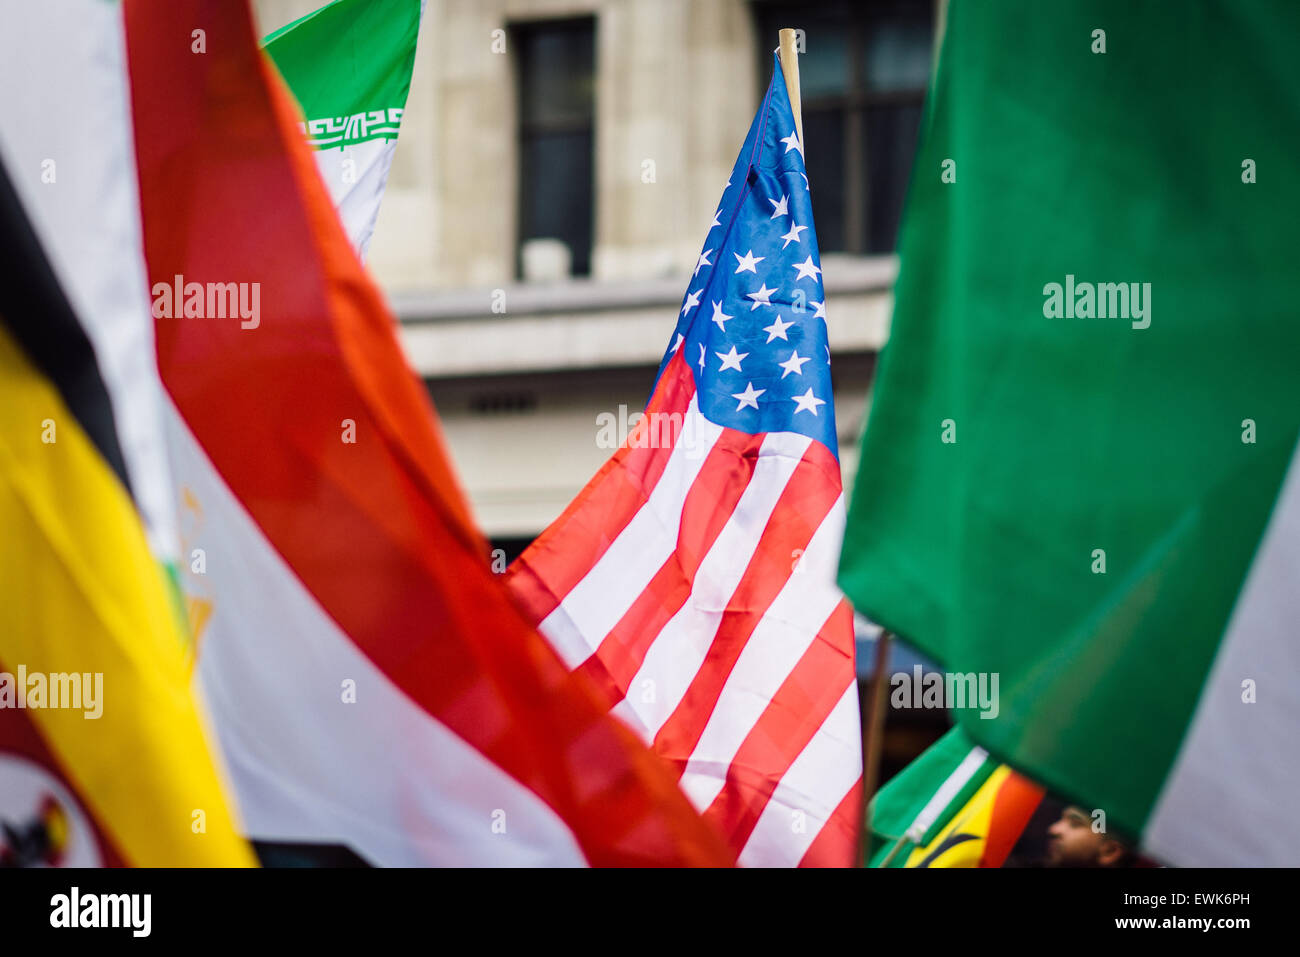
[810,299,826,320]
[792,387,826,416]
[781,222,808,248]
[710,300,733,331]
[731,382,765,411]
[698,343,706,372]
[781,130,804,157]
[733,249,765,274]
[792,255,822,282]
[762,314,794,342]
[711,207,722,229]
[768,194,789,219]
[671,332,684,353]
[747,283,776,310]
[779,350,811,378]
[715,345,748,372]
[681,289,701,316]
[695,248,713,276]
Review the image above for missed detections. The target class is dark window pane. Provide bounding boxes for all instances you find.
[792,15,851,98]
[519,131,594,276]
[755,0,934,253]
[803,107,845,252]
[518,24,595,126]
[862,17,933,92]
[756,5,849,99]
[514,18,595,278]
[863,103,923,253]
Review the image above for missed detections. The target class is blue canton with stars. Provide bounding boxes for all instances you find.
[654,52,837,459]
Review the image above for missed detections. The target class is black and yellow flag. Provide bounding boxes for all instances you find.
[0,2,251,867]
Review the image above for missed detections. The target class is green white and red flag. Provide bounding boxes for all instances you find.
[839,0,1300,866]
[126,0,731,866]
[263,0,422,259]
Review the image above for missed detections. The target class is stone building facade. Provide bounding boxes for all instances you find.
[254,0,938,562]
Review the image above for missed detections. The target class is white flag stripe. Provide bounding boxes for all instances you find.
[905,746,991,842]
[611,432,812,738]
[313,138,395,260]
[738,684,862,867]
[536,594,603,672]
[540,397,722,667]
[168,406,587,866]
[0,4,178,561]
[1144,437,1300,867]
[678,501,846,811]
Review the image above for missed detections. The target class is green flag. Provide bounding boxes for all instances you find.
[868,726,995,867]
[840,0,1300,865]
[263,0,423,259]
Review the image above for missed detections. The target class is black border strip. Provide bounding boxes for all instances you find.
[0,156,133,496]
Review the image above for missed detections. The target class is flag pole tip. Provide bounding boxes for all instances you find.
[776,29,804,147]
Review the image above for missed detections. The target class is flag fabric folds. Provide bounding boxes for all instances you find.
[125,0,730,867]
[0,1,252,867]
[868,727,1043,868]
[508,54,862,867]
[263,0,422,259]
[838,0,1300,865]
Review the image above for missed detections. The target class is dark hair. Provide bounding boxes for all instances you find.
[1105,838,1138,868]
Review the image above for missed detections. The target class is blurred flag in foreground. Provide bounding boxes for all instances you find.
[0,1,252,867]
[508,53,861,866]
[126,0,729,866]
[263,0,422,259]
[839,0,1300,865]
[868,728,1043,868]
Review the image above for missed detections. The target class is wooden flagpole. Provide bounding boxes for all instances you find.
[877,827,911,868]
[777,28,804,147]
[780,25,890,867]
[860,628,893,864]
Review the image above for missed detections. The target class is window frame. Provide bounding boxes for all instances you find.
[753,0,935,254]
[510,15,598,279]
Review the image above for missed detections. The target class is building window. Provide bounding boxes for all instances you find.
[513,17,596,278]
[754,0,934,254]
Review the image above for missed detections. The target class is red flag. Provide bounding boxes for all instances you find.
[125,0,731,866]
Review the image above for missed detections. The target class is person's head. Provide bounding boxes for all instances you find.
[1044,806,1132,867]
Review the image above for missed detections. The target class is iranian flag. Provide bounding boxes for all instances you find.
[125,0,731,866]
[263,0,422,259]
[839,0,1300,865]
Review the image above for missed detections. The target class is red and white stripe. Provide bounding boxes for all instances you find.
[509,353,863,866]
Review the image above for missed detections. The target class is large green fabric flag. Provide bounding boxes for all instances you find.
[263,0,422,259]
[840,0,1300,865]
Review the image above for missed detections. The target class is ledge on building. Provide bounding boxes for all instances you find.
[390,253,897,380]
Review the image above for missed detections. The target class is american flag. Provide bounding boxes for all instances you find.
[507,53,861,867]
